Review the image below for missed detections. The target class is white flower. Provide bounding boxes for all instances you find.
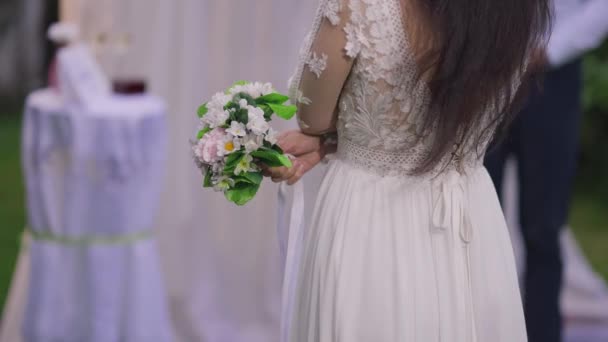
[47,22,79,44]
[247,117,270,136]
[217,135,242,157]
[234,154,254,175]
[202,109,230,128]
[212,161,225,174]
[265,128,279,145]
[243,134,264,153]
[238,99,249,108]
[207,92,232,111]
[230,82,274,98]
[226,121,247,137]
[197,120,209,132]
[247,106,266,122]
[191,143,205,169]
[229,85,246,96]
[213,176,235,192]
[251,82,274,97]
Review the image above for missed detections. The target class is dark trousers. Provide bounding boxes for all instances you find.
[485,60,583,342]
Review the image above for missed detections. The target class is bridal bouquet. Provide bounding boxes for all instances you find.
[192,81,296,205]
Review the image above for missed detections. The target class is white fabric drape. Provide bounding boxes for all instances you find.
[121,1,317,341]
[1,89,172,342]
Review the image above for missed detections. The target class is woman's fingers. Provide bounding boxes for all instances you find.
[262,147,325,185]
[285,151,323,185]
[267,161,301,183]
[278,130,321,156]
[286,165,305,185]
[298,150,323,174]
[266,166,287,182]
[281,163,303,184]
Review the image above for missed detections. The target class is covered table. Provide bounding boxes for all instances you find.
[14,89,172,341]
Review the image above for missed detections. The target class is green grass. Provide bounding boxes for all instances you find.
[570,189,608,280]
[0,113,606,312]
[0,114,25,310]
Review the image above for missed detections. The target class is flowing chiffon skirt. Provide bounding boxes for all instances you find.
[284,158,527,342]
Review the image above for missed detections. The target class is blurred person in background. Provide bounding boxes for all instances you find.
[484,1,608,341]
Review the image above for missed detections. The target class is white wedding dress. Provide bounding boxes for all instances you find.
[280,0,527,341]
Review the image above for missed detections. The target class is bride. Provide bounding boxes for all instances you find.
[266,0,551,340]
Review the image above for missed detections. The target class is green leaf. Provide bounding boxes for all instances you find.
[268,103,297,120]
[234,172,263,186]
[258,103,274,120]
[251,148,293,168]
[256,93,289,105]
[272,144,284,154]
[203,169,213,188]
[234,108,249,124]
[276,154,293,168]
[224,183,260,206]
[232,80,249,87]
[197,127,211,140]
[197,103,208,118]
[224,101,237,111]
[233,92,255,105]
[223,151,244,174]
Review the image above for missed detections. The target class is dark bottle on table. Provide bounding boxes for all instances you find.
[113,79,146,95]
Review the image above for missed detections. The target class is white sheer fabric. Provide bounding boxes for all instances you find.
[117,1,317,341]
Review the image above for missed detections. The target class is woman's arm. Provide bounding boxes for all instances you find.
[288,0,356,135]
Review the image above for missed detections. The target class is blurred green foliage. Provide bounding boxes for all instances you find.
[580,43,608,190]
[0,115,24,310]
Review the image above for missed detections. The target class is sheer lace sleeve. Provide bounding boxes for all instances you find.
[288,0,357,135]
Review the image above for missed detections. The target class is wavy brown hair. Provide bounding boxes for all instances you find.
[407,0,552,173]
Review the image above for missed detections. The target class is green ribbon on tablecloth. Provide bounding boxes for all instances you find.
[24,226,154,246]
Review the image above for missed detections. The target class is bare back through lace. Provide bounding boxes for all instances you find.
[289,0,486,177]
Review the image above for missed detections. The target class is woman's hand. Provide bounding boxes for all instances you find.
[277,130,323,157]
[263,130,331,185]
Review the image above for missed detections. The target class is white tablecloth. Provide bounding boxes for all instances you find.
[14,89,172,342]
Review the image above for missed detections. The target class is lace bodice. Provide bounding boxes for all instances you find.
[289,0,488,177]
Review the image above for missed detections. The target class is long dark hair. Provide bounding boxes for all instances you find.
[409,0,552,173]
